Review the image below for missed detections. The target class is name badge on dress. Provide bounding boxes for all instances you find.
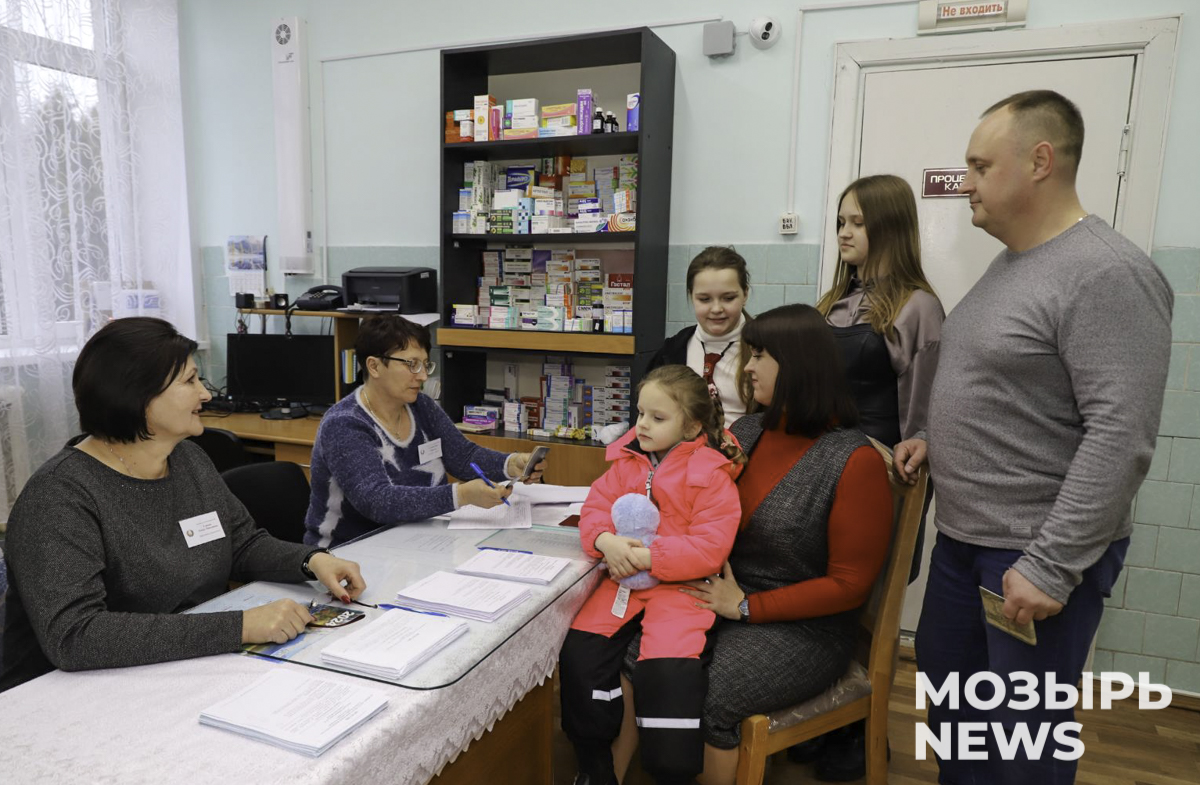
[418,438,443,464]
[179,511,226,548]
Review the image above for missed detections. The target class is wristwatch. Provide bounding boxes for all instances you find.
[301,548,330,580]
[737,596,750,623]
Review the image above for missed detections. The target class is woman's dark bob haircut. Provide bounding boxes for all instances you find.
[355,315,433,375]
[742,304,859,438]
[74,317,199,443]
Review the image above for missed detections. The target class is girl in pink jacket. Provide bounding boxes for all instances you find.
[560,365,744,785]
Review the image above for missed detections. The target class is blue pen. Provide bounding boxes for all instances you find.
[479,545,533,555]
[378,603,450,617]
[469,461,511,506]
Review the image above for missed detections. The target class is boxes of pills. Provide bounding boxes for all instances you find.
[473,94,496,143]
[463,406,500,428]
[511,98,539,115]
[489,106,501,140]
[451,304,480,327]
[613,188,636,214]
[577,89,594,135]
[604,213,637,232]
[541,102,576,119]
[626,93,640,132]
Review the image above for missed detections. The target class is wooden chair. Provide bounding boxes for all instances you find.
[735,463,930,785]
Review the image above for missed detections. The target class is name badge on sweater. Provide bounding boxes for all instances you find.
[179,511,225,548]
[418,438,443,464]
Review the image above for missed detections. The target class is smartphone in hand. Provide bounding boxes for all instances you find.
[519,446,550,483]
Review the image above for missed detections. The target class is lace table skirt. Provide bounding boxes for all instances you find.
[0,570,599,784]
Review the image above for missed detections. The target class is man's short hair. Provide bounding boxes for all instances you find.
[983,90,1085,178]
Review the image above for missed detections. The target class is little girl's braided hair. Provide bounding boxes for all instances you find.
[638,365,747,465]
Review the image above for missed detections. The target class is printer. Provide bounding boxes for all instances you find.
[342,267,438,314]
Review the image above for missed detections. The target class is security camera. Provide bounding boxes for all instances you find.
[749,17,780,50]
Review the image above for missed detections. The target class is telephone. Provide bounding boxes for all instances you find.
[295,285,345,311]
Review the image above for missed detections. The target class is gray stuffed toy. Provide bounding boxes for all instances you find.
[610,493,660,590]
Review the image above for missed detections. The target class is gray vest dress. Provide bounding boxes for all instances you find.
[629,414,873,748]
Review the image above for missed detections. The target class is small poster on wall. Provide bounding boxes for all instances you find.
[226,235,267,296]
[922,168,969,198]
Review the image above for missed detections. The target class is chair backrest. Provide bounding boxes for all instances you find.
[221,461,311,544]
[853,463,929,683]
[189,427,249,473]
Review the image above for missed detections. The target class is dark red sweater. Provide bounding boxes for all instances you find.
[737,428,893,623]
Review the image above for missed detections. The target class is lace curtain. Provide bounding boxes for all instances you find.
[0,0,195,520]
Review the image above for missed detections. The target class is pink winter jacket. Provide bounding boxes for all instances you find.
[580,429,742,583]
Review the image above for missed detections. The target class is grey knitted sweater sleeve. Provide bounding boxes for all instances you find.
[2,441,310,687]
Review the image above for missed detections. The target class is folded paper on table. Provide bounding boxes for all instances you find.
[477,527,590,561]
[394,570,531,622]
[530,502,584,527]
[509,484,591,505]
[446,498,533,529]
[321,608,470,680]
[456,549,571,585]
[198,669,388,757]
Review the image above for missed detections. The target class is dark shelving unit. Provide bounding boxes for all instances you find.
[438,28,675,446]
[442,130,640,159]
[448,232,637,244]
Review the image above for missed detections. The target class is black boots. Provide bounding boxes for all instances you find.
[786,721,890,782]
[785,733,827,764]
[571,775,618,785]
[814,722,867,781]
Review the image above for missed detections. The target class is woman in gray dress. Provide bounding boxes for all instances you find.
[1,317,364,691]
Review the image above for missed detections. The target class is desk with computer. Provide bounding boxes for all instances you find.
[216,266,438,421]
[200,267,437,469]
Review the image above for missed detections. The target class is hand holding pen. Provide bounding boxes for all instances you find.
[460,462,512,508]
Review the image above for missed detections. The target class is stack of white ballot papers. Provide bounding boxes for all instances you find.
[509,484,590,504]
[321,608,470,680]
[199,669,388,756]
[443,485,590,529]
[394,570,531,622]
[455,548,571,585]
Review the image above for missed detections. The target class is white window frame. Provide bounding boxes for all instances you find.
[0,0,109,348]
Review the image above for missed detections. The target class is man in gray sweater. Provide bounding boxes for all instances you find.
[910,91,1172,784]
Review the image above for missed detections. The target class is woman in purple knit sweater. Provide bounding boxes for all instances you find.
[304,315,543,548]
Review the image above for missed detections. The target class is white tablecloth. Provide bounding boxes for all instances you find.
[0,570,598,784]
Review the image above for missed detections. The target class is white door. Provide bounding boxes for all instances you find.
[858,56,1135,313]
[847,57,1137,632]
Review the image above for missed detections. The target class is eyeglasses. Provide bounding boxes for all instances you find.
[379,355,436,375]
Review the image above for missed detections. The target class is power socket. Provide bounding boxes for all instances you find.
[779,212,799,235]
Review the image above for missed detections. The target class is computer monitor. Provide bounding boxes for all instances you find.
[226,333,337,408]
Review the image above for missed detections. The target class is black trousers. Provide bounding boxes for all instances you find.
[559,613,716,785]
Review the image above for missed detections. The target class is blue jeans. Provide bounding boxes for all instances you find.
[915,531,1128,785]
